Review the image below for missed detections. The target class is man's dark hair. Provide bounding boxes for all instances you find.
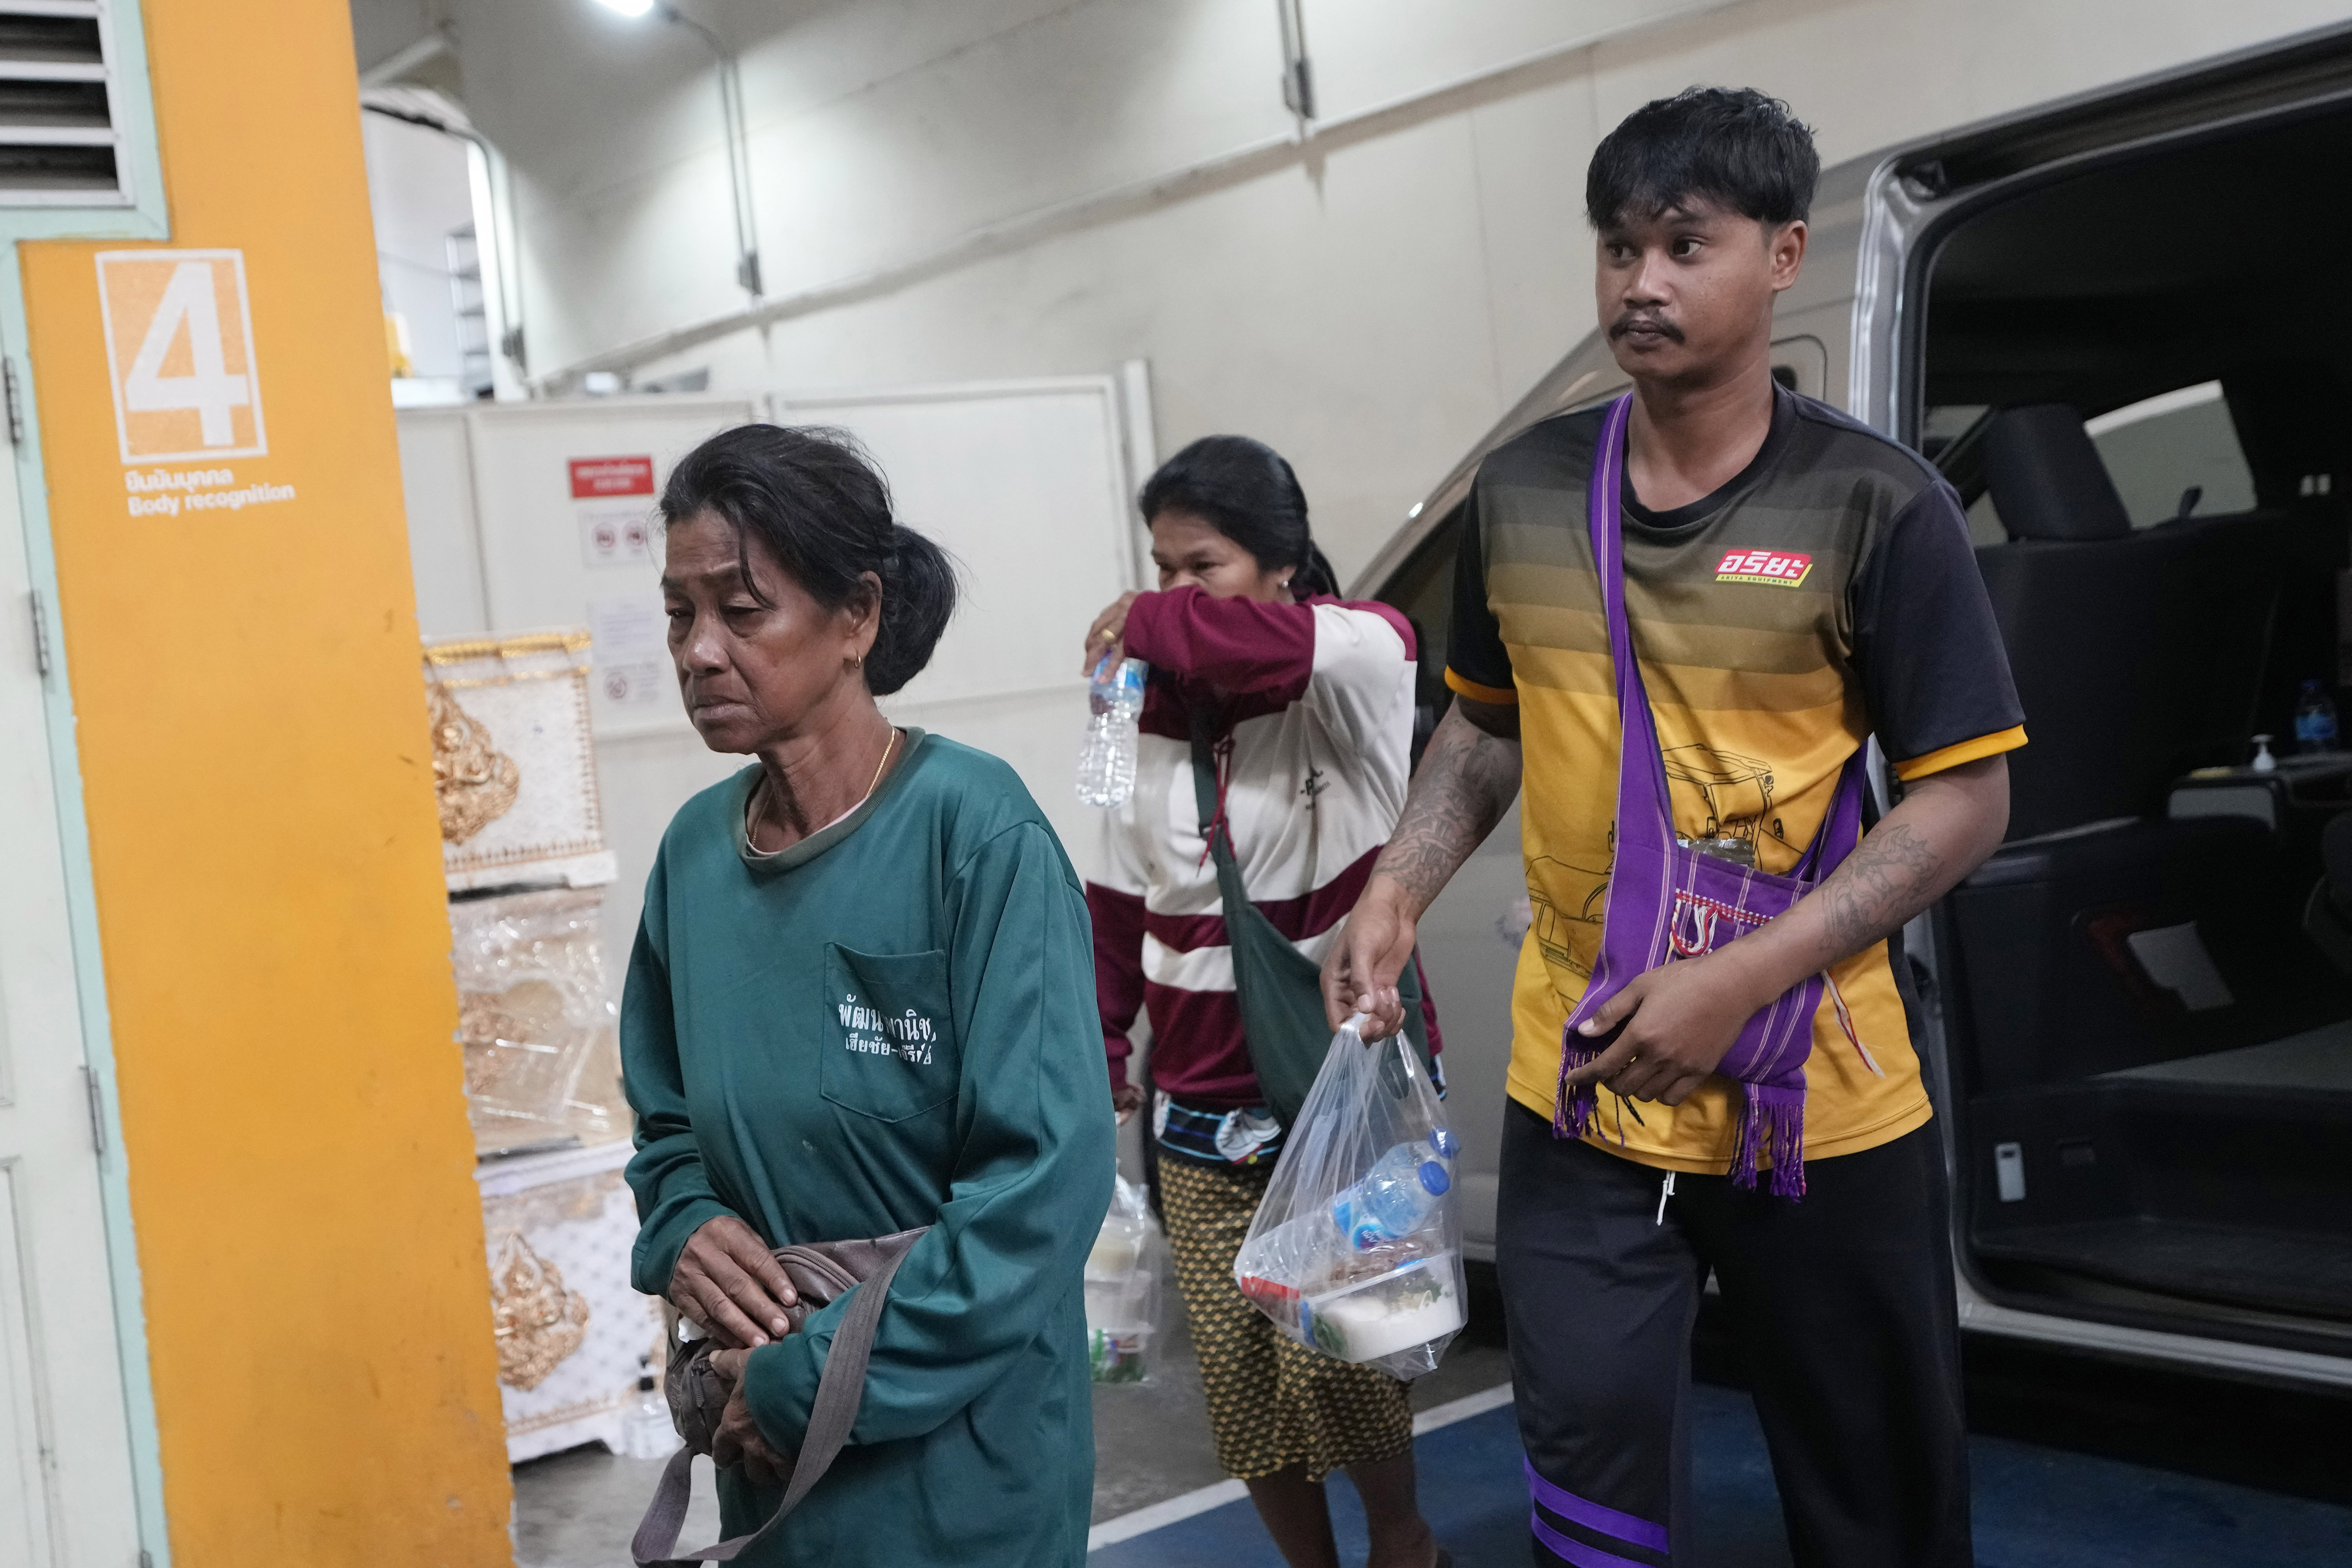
[1586,87,1818,231]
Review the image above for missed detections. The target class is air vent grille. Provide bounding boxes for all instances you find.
[0,2,123,205]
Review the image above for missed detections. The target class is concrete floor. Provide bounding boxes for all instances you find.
[1093,1383,2352,1568]
[510,1268,1512,1566]
[510,1077,2352,1564]
[510,1262,2352,1567]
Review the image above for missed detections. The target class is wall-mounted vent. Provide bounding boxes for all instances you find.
[0,2,124,206]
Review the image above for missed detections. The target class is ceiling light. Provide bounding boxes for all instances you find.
[592,0,656,17]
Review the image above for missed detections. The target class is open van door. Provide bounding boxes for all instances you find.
[1362,27,2352,1394]
[1847,26,2352,1390]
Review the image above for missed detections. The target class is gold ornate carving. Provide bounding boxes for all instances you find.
[457,979,569,1102]
[490,1231,592,1390]
[430,682,521,843]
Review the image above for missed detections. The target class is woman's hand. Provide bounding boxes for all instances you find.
[706,1347,792,1489]
[1082,591,1142,674]
[669,1215,797,1349]
[1111,1082,1144,1125]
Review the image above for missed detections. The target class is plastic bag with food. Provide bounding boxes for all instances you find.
[1233,1014,1466,1379]
[1085,1170,1167,1383]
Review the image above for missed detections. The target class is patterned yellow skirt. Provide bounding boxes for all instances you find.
[1158,1154,1413,1482]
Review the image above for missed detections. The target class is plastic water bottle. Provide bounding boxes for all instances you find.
[1330,1130,1460,1251]
[1235,1202,1354,1312]
[2294,679,2340,753]
[620,1358,681,1459]
[1077,654,1148,807]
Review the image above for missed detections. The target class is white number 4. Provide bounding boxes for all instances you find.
[97,249,268,462]
[123,261,248,446]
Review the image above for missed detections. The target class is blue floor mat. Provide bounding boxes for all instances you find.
[1091,1384,2352,1567]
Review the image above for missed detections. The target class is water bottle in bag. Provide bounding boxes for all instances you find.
[1078,654,1148,807]
[1330,1131,1460,1250]
[1231,1017,1468,1378]
[2294,678,2340,753]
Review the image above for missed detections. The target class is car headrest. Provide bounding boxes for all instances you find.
[1981,403,2133,542]
[2327,812,2352,923]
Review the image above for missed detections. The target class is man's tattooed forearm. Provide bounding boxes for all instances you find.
[1820,820,1942,953]
[1373,710,1522,907]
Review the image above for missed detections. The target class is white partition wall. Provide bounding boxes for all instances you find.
[774,374,1150,883]
[398,372,1150,984]
[401,395,768,973]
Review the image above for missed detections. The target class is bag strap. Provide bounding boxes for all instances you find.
[1189,703,1252,905]
[1587,392,1867,883]
[630,1242,918,1566]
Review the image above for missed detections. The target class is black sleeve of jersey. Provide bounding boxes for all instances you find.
[1851,479,2026,768]
[1446,482,1516,696]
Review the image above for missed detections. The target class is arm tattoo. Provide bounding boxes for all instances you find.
[1819,820,1943,953]
[1373,705,1523,908]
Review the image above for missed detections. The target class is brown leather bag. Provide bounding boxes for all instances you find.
[631,1227,929,1567]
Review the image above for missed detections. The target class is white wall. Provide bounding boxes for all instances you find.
[363,110,475,382]
[351,0,2352,576]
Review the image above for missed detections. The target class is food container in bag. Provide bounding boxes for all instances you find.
[1085,1171,1166,1384]
[1232,1015,1466,1379]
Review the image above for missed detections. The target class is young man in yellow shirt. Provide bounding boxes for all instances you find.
[1327,89,2022,1567]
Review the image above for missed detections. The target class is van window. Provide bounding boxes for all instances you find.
[2083,380,2257,527]
[1920,404,2006,546]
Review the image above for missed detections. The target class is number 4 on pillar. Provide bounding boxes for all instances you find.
[96,249,268,463]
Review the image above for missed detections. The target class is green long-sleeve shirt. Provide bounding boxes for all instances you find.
[622,730,1113,1566]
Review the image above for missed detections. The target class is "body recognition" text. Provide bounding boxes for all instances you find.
[124,465,296,518]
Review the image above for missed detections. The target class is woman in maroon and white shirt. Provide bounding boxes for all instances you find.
[1086,436,1448,1568]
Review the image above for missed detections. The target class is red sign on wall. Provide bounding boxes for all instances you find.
[568,456,655,499]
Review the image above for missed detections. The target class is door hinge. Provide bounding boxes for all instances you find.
[28,588,50,678]
[4,357,23,446]
[140,1552,154,1568]
[82,1066,106,1157]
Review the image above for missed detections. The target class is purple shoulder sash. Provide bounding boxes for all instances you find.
[1553,394,1878,1197]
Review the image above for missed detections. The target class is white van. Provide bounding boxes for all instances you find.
[1359,26,2352,1394]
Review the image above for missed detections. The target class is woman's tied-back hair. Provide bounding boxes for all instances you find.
[1585,87,1819,231]
[1138,435,1339,598]
[659,424,958,696]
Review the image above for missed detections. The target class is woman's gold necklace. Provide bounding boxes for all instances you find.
[749,727,898,853]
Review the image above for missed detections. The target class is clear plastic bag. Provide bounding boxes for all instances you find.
[1085,1171,1167,1383]
[448,886,626,1156]
[1233,1015,1466,1379]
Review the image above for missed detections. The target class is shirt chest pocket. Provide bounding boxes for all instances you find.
[820,944,959,1122]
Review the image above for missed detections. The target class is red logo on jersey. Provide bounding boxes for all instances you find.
[1714,548,1815,587]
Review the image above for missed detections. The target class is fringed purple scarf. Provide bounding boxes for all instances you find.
[1553,394,1878,1198]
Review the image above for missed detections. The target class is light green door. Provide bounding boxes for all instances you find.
[0,321,139,1568]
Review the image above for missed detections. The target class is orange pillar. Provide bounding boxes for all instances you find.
[20,1,512,1563]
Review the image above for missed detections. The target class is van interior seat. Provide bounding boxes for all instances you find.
[1973,402,2285,843]
[2307,811,2352,976]
[1945,405,2349,1094]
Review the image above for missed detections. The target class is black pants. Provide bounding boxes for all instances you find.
[1496,1102,1972,1567]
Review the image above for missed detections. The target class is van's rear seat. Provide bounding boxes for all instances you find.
[1944,404,2346,1091]
[1972,403,2281,840]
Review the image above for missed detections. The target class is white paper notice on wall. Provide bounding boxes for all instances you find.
[587,595,671,718]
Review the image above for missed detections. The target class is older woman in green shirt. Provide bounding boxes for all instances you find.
[622,424,1112,1566]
